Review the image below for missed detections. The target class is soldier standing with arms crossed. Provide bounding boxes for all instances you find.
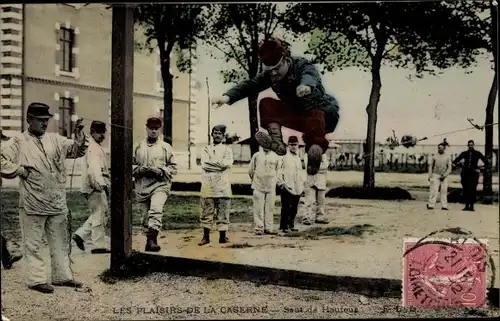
[248,146,280,235]
[452,140,487,211]
[198,125,234,246]
[133,116,178,252]
[0,102,88,293]
[73,121,111,253]
[427,143,452,210]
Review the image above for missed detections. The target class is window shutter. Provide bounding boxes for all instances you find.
[71,30,76,70]
[56,28,62,66]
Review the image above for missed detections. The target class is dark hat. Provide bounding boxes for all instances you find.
[27,102,53,118]
[259,38,286,68]
[212,124,227,134]
[146,116,162,128]
[90,121,106,133]
[288,135,299,144]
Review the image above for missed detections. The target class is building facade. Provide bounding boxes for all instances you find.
[0,3,198,169]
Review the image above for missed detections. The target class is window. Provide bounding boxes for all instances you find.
[58,27,75,72]
[59,97,74,137]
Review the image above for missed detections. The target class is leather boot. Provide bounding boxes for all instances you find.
[198,228,210,246]
[145,228,161,252]
[1,235,22,269]
[307,144,323,175]
[219,231,229,244]
[255,122,286,156]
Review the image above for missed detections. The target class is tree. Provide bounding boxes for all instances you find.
[134,4,205,146]
[202,4,288,156]
[284,2,482,190]
[224,133,241,144]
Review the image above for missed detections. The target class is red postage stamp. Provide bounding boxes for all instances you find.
[402,237,488,308]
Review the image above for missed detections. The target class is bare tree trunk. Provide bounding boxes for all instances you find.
[483,71,498,204]
[363,59,382,190]
[248,94,260,156]
[161,59,174,145]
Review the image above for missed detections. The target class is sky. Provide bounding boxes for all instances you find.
[191,35,498,147]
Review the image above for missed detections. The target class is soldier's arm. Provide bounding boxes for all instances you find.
[0,137,24,179]
[248,153,257,179]
[159,144,178,180]
[220,146,234,170]
[444,156,452,177]
[276,157,285,187]
[201,146,219,172]
[428,155,434,177]
[298,59,322,91]
[60,133,89,159]
[477,151,488,168]
[224,72,272,105]
[87,147,105,191]
[452,152,465,166]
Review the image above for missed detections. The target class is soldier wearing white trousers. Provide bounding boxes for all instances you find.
[133,117,178,252]
[302,153,329,225]
[427,143,452,210]
[0,103,88,294]
[249,147,280,235]
[73,121,110,254]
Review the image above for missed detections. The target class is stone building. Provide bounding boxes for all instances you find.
[0,3,198,169]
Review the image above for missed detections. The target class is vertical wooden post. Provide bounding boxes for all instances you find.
[110,4,134,272]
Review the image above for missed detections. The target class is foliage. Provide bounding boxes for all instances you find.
[133,4,206,73]
[202,3,290,83]
[286,2,484,78]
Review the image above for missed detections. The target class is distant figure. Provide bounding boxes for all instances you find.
[453,140,487,211]
[277,136,306,234]
[199,124,234,246]
[427,143,452,210]
[302,153,329,225]
[133,116,178,252]
[248,146,280,235]
[73,121,111,254]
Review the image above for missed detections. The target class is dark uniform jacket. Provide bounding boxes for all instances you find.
[223,56,340,133]
[452,149,487,173]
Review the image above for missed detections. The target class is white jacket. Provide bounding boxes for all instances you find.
[277,151,306,196]
[249,150,280,193]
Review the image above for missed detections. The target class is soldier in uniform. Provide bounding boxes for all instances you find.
[73,121,111,254]
[198,124,234,245]
[133,116,178,252]
[211,38,340,176]
[452,140,487,211]
[0,102,88,293]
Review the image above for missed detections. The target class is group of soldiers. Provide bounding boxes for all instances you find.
[427,140,488,212]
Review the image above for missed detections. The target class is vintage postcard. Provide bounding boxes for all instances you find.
[0,2,498,320]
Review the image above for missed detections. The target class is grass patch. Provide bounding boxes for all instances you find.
[325,186,413,200]
[285,224,375,239]
[0,191,253,240]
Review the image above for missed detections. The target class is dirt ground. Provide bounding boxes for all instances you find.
[2,198,499,320]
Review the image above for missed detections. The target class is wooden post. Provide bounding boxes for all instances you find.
[110,4,134,272]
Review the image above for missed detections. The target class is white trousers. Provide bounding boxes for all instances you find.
[428,174,448,208]
[252,189,275,233]
[19,210,74,286]
[138,191,169,232]
[75,191,108,249]
[302,187,326,223]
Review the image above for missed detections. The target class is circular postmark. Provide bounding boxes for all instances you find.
[402,227,495,308]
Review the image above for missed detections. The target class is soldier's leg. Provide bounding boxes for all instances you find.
[89,192,109,252]
[253,189,265,234]
[73,194,93,250]
[288,194,301,231]
[144,191,168,252]
[263,191,276,234]
[45,213,82,288]
[19,210,50,289]
[137,199,151,233]
[1,234,21,269]
[470,171,480,210]
[428,174,439,209]
[302,109,329,175]
[440,177,449,209]
[216,198,231,243]
[302,187,316,225]
[315,189,328,223]
[199,198,215,245]
[279,189,291,231]
[257,98,304,156]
